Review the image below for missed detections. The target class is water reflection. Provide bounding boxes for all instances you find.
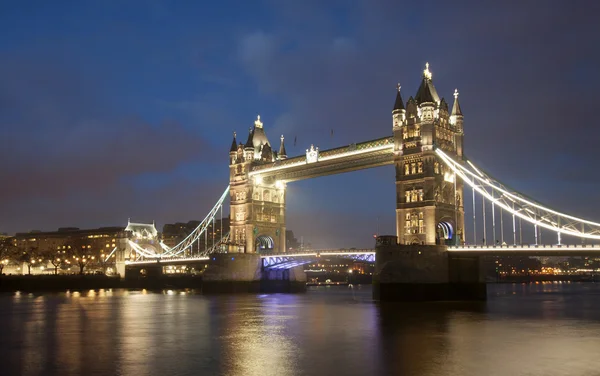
[0,284,599,375]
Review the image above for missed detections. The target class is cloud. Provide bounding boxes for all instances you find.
[0,52,211,233]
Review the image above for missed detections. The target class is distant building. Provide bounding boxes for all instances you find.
[8,225,136,275]
[13,226,125,253]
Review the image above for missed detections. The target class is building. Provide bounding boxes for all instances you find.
[394,63,465,245]
[8,221,159,275]
[13,226,124,254]
[228,115,288,252]
[9,226,127,274]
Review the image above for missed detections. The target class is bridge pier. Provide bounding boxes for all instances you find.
[202,253,262,293]
[202,253,307,293]
[261,266,307,293]
[373,236,486,301]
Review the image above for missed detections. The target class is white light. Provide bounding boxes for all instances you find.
[275,181,285,190]
[444,172,455,183]
[436,148,600,239]
[248,139,393,176]
[255,176,263,185]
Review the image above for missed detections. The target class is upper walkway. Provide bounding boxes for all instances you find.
[248,136,394,182]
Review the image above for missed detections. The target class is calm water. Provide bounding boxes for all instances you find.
[0,283,599,376]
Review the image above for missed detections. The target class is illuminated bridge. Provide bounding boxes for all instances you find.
[117,63,600,293]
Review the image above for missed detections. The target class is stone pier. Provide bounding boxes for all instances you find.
[202,253,263,293]
[373,236,486,301]
[202,253,307,293]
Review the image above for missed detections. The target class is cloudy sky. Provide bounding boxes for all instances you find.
[1,1,599,248]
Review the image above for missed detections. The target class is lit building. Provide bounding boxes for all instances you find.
[394,63,465,245]
[9,226,129,274]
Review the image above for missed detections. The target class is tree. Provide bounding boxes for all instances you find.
[64,237,95,274]
[0,238,15,274]
[49,249,68,275]
[12,244,45,275]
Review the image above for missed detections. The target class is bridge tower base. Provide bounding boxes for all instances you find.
[202,253,262,293]
[261,267,307,293]
[373,236,486,301]
[202,254,307,293]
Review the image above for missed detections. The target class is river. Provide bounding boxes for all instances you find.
[0,283,598,376]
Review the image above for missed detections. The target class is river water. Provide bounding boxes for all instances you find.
[0,283,599,376]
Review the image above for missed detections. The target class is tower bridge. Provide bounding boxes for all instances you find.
[117,62,600,300]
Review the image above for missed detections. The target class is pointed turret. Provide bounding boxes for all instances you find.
[406,96,417,119]
[260,143,273,161]
[415,62,440,105]
[392,83,406,128]
[244,127,254,149]
[230,131,237,153]
[278,135,287,160]
[451,89,463,116]
[249,114,271,155]
[244,127,255,161]
[439,98,448,111]
[450,89,464,130]
[393,83,405,111]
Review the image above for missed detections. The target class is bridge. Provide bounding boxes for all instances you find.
[114,63,600,300]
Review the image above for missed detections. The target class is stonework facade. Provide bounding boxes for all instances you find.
[229,64,466,252]
[393,64,465,245]
[229,116,287,253]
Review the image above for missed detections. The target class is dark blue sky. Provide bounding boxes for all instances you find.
[1,1,599,248]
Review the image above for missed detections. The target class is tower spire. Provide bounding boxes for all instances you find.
[245,127,254,149]
[415,62,439,104]
[254,114,263,129]
[278,135,287,160]
[393,83,405,111]
[451,89,463,116]
[230,131,237,153]
[423,62,432,80]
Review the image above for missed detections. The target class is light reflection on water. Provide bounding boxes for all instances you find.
[0,283,599,376]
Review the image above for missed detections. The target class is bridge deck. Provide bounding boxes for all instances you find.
[248,137,394,182]
[448,244,600,256]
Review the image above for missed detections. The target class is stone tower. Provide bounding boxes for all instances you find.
[229,115,287,253]
[393,63,465,245]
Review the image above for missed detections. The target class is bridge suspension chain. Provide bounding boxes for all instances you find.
[436,148,600,241]
[160,186,230,257]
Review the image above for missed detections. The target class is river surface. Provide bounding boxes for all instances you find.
[0,283,599,376]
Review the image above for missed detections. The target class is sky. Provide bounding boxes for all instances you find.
[1,0,600,248]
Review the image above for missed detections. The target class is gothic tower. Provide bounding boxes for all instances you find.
[394,63,465,245]
[229,115,287,253]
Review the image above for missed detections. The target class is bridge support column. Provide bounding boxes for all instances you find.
[202,253,262,293]
[115,236,129,279]
[261,266,307,293]
[373,236,486,301]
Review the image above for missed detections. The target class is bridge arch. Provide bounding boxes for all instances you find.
[255,235,275,253]
[437,221,454,245]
